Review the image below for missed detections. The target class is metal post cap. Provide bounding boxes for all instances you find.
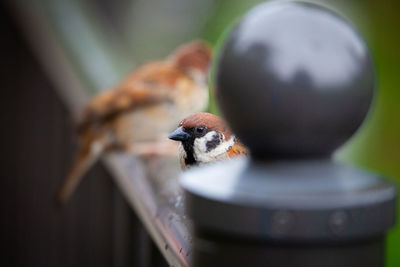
[215,1,375,159]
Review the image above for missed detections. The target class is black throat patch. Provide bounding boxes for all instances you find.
[182,139,197,166]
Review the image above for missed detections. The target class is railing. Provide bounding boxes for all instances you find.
[105,155,191,266]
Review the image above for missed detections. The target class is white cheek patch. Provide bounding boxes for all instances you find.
[193,131,235,164]
[194,131,218,154]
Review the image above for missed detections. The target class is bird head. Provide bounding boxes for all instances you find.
[168,112,238,168]
[168,40,212,82]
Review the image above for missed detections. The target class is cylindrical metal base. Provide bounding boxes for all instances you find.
[192,234,385,267]
[181,159,396,267]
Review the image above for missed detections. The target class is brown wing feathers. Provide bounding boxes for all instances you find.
[77,86,172,134]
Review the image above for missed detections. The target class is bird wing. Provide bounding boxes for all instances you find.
[77,62,185,134]
[58,62,187,205]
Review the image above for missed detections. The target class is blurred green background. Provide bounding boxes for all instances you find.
[17,0,400,265]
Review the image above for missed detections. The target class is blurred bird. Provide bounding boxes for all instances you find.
[57,40,212,205]
[168,112,248,169]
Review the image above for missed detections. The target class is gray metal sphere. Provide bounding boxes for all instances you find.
[215,1,375,159]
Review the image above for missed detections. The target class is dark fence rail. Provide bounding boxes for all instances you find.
[106,155,191,266]
[1,2,184,266]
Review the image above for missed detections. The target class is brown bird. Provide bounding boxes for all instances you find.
[58,40,212,205]
[168,112,248,169]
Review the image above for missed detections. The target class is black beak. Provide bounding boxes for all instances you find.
[168,126,191,141]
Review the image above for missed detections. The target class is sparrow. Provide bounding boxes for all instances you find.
[168,112,248,169]
[57,40,212,205]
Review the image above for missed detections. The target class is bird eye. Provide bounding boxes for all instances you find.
[195,126,205,134]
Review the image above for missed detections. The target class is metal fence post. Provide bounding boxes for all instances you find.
[180,2,397,267]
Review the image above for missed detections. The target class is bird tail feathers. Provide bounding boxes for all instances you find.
[57,134,108,206]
